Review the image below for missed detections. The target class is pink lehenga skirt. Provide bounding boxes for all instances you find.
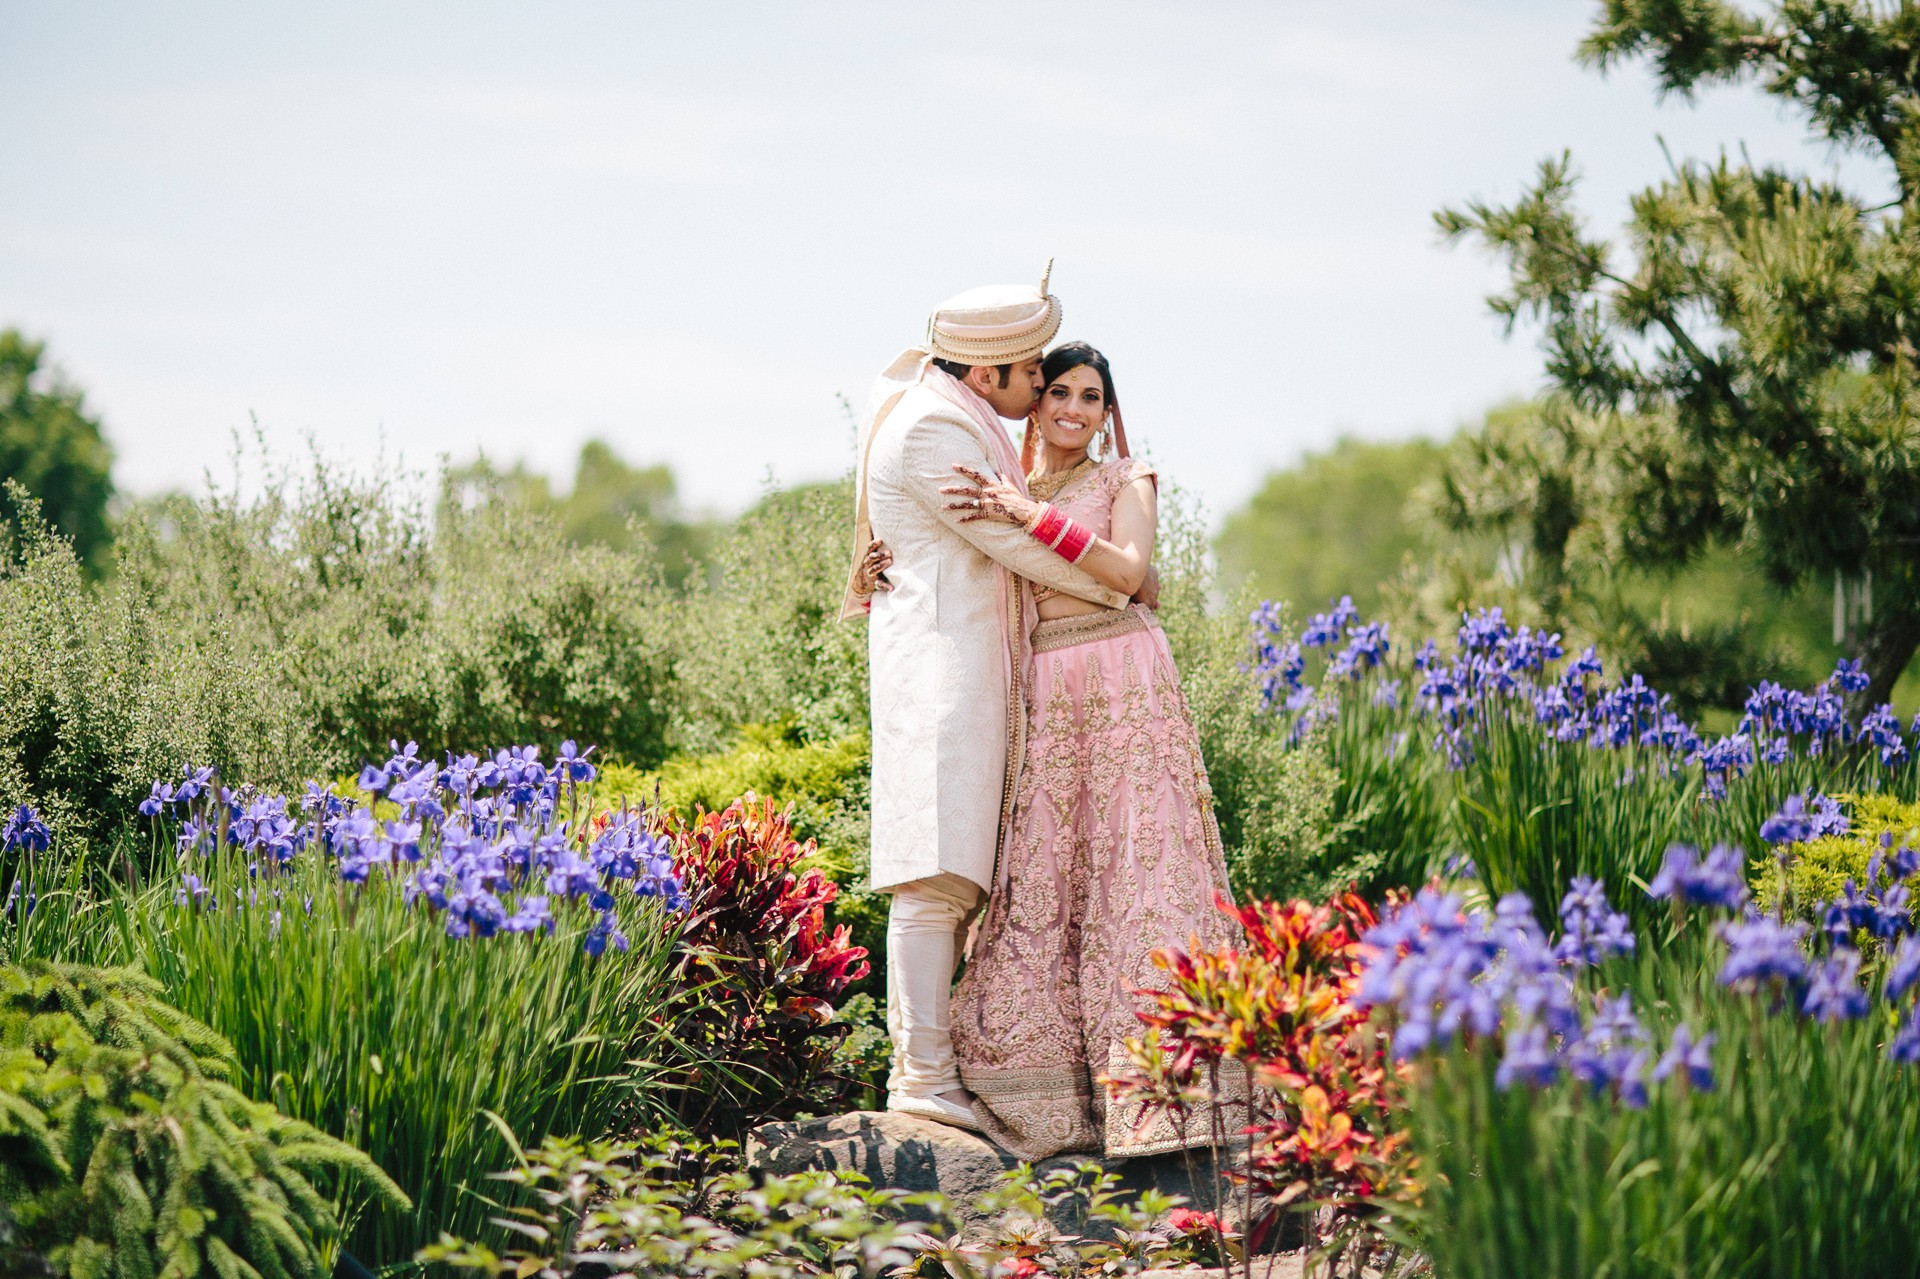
[952,605,1242,1160]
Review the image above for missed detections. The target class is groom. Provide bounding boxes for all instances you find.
[841,268,1128,1130]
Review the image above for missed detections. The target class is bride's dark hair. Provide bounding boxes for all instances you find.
[1026,342,1127,471]
[1040,341,1116,407]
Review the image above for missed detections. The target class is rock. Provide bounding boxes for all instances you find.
[1140,1261,1302,1279]
[744,1110,1236,1232]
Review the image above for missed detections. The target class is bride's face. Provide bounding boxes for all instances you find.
[1035,365,1106,454]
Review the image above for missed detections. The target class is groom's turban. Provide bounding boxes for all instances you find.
[925,262,1062,366]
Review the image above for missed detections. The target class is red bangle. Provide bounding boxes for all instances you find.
[1026,502,1094,563]
[1029,503,1067,547]
[1056,520,1094,563]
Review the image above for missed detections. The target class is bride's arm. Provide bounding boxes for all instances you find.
[1088,477,1156,597]
[945,466,1156,598]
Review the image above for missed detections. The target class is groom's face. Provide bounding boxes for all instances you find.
[964,356,1045,421]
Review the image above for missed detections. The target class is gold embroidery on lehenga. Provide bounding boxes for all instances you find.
[953,610,1245,1162]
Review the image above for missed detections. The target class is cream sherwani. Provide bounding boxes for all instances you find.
[844,352,1126,895]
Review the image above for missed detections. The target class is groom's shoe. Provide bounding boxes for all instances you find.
[886,1091,983,1133]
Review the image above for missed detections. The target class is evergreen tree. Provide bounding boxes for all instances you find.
[0,332,114,572]
[0,960,408,1278]
[1439,0,1920,707]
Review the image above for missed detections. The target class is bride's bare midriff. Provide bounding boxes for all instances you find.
[1035,593,1121,622]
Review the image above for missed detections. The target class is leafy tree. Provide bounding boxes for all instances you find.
[0,332,113,572]
[1216,436,1445,618]
[1438,0,1920,708]
[451,440,716,588]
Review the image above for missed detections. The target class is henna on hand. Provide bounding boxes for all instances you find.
[853,537,894,594]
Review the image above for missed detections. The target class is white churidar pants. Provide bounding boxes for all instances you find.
[884,872,983,1098]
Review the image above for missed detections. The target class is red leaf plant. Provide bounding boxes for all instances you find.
[1105,891,1414,1259]
[650,794,870,1136]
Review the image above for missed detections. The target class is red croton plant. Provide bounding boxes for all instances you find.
[1107,892,1414,1253]
[614,795,869,1136]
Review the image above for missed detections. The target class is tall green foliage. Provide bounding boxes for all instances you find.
[1429,398,1839,716]
[114,848,685,1266]
[1155,487,1357,901]
[0,960,406,1279]
[0,332,113,573]
[1403,905,1920,1279]
[1438,0,1920,708]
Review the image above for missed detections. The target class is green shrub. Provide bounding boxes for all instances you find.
[588,724,870,867]
[0,485,313,854]
[668,479,868,753]
[1757,793,1920,928]
[0,453,680,858]
[1153,489,1363,901]
[125,454,678,778]
[418,1127,939,1279]
[0,959,406,1279]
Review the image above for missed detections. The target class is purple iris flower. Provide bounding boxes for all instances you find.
[1892,1011,1920,1064]
[556,740,598,784]
[1302,596,1357,648]
[583,909,629,957]
[175,873,210,909]
[1653,1023,1715,1091]
[1495,1022,1559,1090]
[385,820,424,863]
[1809,794,1850,838]
[1896,844,1920,881]
[4,880,34,919]
[1832,658,1871,693]
[1804,950,1869,1022]
[1861,704,1909,765]
[503,894,555,935]
[1,805,51,855]
[1888,936,1920,1002]
[138,781,176,817]
[1555,875,1636,966]
[1457,606,1511,654]
[1765,793,1813,839]
[1647,844,1749,910]
[546,850,600,899]
[1718,916,1810,991]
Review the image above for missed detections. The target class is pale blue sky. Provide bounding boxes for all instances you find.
[0,2,1887,524]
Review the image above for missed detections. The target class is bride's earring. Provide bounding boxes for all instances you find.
[1098,416,1113,461]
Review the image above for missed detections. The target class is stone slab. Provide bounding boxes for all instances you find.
[745,1109,1238,1231]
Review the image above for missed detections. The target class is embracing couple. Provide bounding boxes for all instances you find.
[841,266,1239,1161]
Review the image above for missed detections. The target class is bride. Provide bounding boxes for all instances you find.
[861,341,1239,1160]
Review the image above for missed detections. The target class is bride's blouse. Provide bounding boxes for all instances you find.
[1028,457,1157,608]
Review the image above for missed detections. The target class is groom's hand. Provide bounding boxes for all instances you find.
[1133,565,1161,610]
